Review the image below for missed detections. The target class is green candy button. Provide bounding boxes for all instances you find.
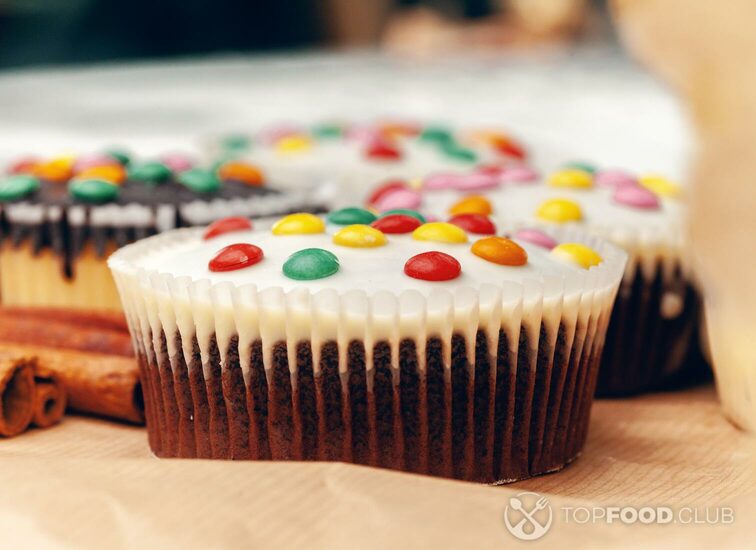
[178,168,221,193]
[129,161,172,184]
[283,248,340,281]
[380,209,427,223]
[69,178,120,203]
[441,143,478,163]
[564,161,597,174]
[220,134,251,151]
[0,175,40,201]
[420,126,453,144]
[106,149,131,167]
[327,207,377,226]
[312,124,342,139]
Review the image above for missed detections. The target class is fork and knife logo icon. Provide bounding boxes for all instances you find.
[504,491,553,540]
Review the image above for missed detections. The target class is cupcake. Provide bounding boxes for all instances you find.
[108,210,626,483]
[0,152,315,312]
[209,122,527,206]
[402,164,706,396]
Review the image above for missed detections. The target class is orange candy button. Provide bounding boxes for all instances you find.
[76,164,127,184]
[33,158,74,183]
[448,195,493,216]
[217,161,264,186]
[471,237,528,266]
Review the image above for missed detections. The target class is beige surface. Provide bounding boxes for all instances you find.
[1,384,754,549]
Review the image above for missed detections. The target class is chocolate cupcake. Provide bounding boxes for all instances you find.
[0,153,315,311]
[404,164,706,396]
[109,210,625,483]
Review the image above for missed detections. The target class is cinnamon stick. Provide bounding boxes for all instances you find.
[1,307,129,333]
[0,344,144,425]
[31,365,66,428]
[0,354,36,437]
[0,312,133,357]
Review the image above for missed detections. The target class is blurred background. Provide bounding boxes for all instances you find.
[0,0,690,175]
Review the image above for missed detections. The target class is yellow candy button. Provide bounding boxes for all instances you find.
[33,157,74,182]
[333,224,387,248]
[448,195,493,216]
[412,222,468,244]
[639,175,681,198]
[535,198,583,223]
[548,168,593,189]
[471,237,528,266]
[272,213,325,235]
[275,135,313,154]
[551,243,603,269]
[76,164,127,185]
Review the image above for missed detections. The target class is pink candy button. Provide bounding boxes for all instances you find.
[423,172,460,190]
[512,228,558,250]
[613,185,660,210]
[374,188,422,211]
[500,166,539,184]
[453,173,499,191]
[595,169,637,188]
[74,153,121,173]
[160,153,194,173]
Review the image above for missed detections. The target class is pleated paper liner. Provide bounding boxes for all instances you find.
[110,226,626,483]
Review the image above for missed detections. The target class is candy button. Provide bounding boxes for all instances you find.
[159,153,194,173]
[76,164,127,185]
[500,166,539,184]
[419,126,453,144]
[492,137,526,160]
[380,122,420,139]
[208,243,264,272]
[69,178,119,203]
[272,213,325,235]
[595,169,637,188]
[7,156,39,175]
[129,161,173,184]
[441,143,477,163]
[551,243,603,269]
[312,123,343,139]
[33,158,74,182]
[74,154,121,173]
[412,222,468,244]
[365,141,402,161]
[564,161,596,174]
[203,217,253,240]
[448,213,496,235]
[613,184,660,210]
[448,195,493,216]
[548,168,593,189]
[453,173,499,191]
[639,175,681,198]
[512,228,558,250]
[333,224,387,248]
[535,198,583,223]
[471,237,528,266]
[283,248,340,280]
[373,188,421,211]
[404,251,461,281]
[220,135,251,151]
[178,169,221,193]
[423,172,460,190]
[105,149,131,166]
[275,135,313,153]
[327,207,377,226]
[371,214,422,234]
[366,180,408,207]
[379,209,426,223]
[0,175,41,201]
[217,161,264,186]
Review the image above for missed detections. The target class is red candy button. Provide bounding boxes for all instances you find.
[493,138,526,160]
[365,141,402,161]
[447,213,496,235]
[366,180,408,207]
[404,251,461,281]
[208,243,263,272]
[203,217,253,240]
[371,214,422,234]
